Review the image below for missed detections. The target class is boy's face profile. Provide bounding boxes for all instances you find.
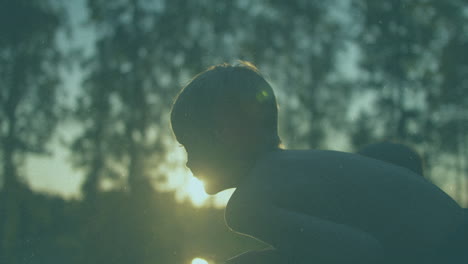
[182,133,219,194]
[171,62,280,194]
[181,132,238,195]
[180,116,260,194]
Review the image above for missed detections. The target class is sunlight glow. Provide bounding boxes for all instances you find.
[191,257,209,264]
[213,188,235,208]
[160,144,234,208]
[186,176,209,207]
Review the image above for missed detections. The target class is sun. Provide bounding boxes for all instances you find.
[164,144,234,208]
[163,167,236,208]
[186,176,209,207]
[191,257,209,264]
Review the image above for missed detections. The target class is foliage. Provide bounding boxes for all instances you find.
[0,1,66,263]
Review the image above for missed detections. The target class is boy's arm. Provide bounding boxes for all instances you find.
[225,201,384,264]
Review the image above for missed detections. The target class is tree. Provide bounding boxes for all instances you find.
[0,0,66,262]
[350,0,468,203]
[351,0,441,143]
[73,0,172,198]
[430,5,468,203]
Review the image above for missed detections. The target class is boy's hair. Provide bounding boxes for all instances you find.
[171,61,280,149]
[358,141,424,176]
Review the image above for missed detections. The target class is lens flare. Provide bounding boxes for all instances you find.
[191,257,209,264]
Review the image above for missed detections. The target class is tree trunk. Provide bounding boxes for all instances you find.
[1,110,20,264]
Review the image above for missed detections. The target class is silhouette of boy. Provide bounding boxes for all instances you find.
[170,62,465,264]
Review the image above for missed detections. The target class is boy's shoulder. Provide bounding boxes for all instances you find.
[226,149,355,206]
[225,150,328,223]
[224,150,286,226]
[224,148,422,226]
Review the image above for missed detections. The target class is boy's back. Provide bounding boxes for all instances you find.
[170,62,465,263]
[226,149,464,263]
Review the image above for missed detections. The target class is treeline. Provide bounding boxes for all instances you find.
[0,0,467,263]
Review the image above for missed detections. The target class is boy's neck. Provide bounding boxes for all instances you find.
[234,146,283,186]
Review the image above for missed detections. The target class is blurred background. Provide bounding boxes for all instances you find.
[0,0,467,263]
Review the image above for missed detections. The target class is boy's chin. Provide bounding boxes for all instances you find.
[204,182,225,195]
[204,185,220,195]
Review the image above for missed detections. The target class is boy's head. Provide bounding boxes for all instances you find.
[171,61,280,194]
[358,141,424,177]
